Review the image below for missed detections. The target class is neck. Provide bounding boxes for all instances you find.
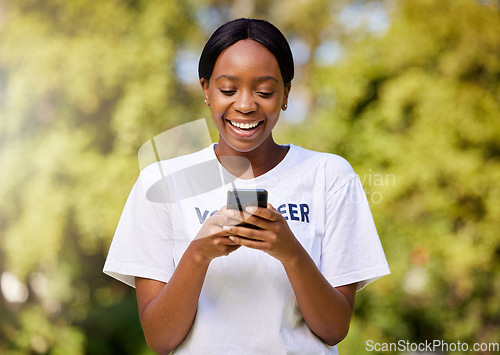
[214,135,289,179]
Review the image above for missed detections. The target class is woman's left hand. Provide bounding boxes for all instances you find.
[225,204,356,345]
[223,204,302,263]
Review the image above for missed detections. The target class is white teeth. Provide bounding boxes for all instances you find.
[229,121,260,129]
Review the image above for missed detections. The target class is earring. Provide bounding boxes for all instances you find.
[283,104,287,110]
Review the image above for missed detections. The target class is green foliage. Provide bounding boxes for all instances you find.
[0,0,202,352]
[1,0,499,353]
[303,0,500,351]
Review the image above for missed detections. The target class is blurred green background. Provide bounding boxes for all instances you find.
[1,0,499,354]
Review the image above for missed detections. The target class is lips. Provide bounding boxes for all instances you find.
[226,119,263,137]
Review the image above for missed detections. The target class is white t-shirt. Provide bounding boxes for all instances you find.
[103,143,390,354]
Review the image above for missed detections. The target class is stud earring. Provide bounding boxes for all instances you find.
[283,104,287,110]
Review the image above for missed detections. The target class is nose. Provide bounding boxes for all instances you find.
[233,91,257,113]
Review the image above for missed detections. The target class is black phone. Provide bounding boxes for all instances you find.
[227,189,268,229]
[227,189,268,211]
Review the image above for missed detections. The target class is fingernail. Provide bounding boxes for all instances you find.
[245,206,256,213]
[229,236,236,242]
[223,226,231,231]
[226,209,234,217]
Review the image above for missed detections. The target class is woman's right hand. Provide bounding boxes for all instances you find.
[136,206,241,354]
[189,206,241,263]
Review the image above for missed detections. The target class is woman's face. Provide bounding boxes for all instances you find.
[201,39,290,154]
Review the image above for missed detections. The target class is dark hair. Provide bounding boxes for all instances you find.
[198,18,294,84]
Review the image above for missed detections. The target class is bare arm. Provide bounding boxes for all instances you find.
[224,205,356,345]
[135,248,209,354]
[281,247,356,345]
[135,210,239,354]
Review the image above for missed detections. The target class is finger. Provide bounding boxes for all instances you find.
[225,207,263,222]
[210,214,228,227]
[224,208,245,223]
[214,236,240,246]
[223,211,246,228]
[228,235,271,251]
[244,206,281,222]
[210,206,226,217]
[196,227,229,240]
[223,225,267,242]
[225,207,272,230]
[211,213,241,228]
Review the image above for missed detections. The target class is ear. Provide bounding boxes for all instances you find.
[282,83,291,111]
[200,78,210,106]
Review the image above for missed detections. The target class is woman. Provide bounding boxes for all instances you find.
[104,18,390,354]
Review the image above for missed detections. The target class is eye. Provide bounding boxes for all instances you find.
[257,91,274,98]
[220,89,236,96]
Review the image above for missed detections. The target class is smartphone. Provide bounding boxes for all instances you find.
[227,189,268,229]
[227,189,268,211]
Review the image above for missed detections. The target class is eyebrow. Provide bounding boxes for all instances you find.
[215,74,279,83]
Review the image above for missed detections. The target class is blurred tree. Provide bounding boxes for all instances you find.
[291,0,500,351]
[0,0,204,353]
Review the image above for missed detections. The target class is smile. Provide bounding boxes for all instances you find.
[228,120,262,130]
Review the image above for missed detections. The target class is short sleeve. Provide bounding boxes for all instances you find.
[320,176,390,291]
[103,169,175,288]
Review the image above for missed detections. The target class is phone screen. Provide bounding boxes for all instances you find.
[226,189,268,230]
[226,189,268,211]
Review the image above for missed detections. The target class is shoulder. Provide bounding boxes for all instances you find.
[289,144,356,176]
[287,144,359,196]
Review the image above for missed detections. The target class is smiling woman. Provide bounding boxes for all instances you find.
[103,18,390,355]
